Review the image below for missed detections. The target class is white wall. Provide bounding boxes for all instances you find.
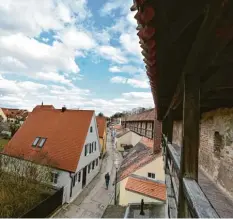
[119,155,165,206]
[0,108,7,122]
[116,131,142,152]
[69,114,101,202]
[130,132,142,146]
[134,156,165,181]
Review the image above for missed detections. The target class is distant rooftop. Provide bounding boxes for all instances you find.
[122,108,155,122]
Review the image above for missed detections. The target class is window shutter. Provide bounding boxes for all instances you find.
[85,145,87,156]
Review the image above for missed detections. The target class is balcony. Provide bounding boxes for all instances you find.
[163,136,233,218]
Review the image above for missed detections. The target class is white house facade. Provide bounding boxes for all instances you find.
[1,105,101,204]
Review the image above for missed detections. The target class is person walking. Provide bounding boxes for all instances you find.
[105,172,110,190]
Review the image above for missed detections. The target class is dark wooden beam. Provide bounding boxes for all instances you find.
[177,0,228,217]
[167,111,174,144]
[164,1,233,121]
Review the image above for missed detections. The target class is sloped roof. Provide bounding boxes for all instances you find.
[2,105,94,172]
[118,142,160,181]
[96,116,106,138]
[116,128,130,138]
[1,108,29,119]
[122,109,155,122]
[140,136,153,149]
[126,175,166,201]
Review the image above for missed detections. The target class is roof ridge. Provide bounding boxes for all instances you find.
[129,174,165,185]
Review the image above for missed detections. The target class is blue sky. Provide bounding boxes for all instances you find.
[0,0,153,116]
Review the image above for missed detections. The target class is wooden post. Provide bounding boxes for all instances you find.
[178,74,200,217]
[167,111,174,144]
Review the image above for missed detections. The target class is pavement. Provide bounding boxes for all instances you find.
[52,133,122,218]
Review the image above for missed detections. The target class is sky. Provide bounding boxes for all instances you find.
[0,0,154,116]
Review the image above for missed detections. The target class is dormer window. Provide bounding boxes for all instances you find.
[32,137,47,148]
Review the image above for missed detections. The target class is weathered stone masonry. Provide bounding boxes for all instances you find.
[172,108,233,198]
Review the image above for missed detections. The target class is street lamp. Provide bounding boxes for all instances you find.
[114,159,120,205]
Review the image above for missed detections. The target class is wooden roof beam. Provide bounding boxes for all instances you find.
[163,0,233,121]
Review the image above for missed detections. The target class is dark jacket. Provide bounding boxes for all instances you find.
[105,173,110,182]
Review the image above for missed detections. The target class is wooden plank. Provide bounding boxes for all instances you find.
[168,197,177,218]
[177,1,227,217]
[171,175,179,204]
[183,178,219,218]
[165,174,174,198]
[167,111,173,143]
[167,144,180,173]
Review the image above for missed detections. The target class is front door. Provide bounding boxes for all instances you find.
[82,166,87,188]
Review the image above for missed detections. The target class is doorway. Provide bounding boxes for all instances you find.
[82,166,87,188]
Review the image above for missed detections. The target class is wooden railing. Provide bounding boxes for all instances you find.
[163,135,219,218]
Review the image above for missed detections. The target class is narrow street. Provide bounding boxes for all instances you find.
[52,133,122,218]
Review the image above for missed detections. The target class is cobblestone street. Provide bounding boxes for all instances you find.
[52,133,122,218]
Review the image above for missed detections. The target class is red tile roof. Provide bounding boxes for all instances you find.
[2,105,94,172]
[140,137,153,148]
[119,142,161,181]
[126,176,166,201]
[1,108,28,119]
[96,116,106,138]
[122,108,155,121]
[113,125,122,130]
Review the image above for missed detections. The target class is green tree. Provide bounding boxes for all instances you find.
[98,112,104,117]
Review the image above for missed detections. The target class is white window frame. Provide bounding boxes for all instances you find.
[51,172,59,184]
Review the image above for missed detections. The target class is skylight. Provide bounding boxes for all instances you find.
[38,138,46,148]
[32,137,40,146]
[32,137,47,148]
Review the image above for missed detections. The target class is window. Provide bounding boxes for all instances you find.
[214,131,223,157]
[78,172,81,182]
[94,142,96,151]
[38,138,46,148]
[90,126,93,132]
[32,137,40,146]
[148,172,155,179]
[96,158,98,166]
[85,144,88,156]
[32,137,47,148]
[91,143,94,152]
[89,143,92,154]
[88,164,91,173]
[92,161,95,170]
[51,172,59,184]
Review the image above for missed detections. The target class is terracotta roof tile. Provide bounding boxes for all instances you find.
[113,125,122,130]
[2,105,94,172]
[96,116,106,138]
[126,176,166,201]
[118,142,161,181]
[1,108,29,119]
[140,137,153,148]
[122,108,155,122]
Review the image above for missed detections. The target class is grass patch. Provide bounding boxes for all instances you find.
[0,138,9,151]
[0,172,54,218]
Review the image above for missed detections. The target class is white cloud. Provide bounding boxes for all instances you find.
[0,33,79,78]
[100,0,132,16]
[120,33,142,57]
[35,72,72,85]
[0,0,91,37]
[98,46,128,64]
[58,27,96,50]
[110,75,149,88]
[109,65,143,74]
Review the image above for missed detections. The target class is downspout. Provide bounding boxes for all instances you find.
[69,172,73,198]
